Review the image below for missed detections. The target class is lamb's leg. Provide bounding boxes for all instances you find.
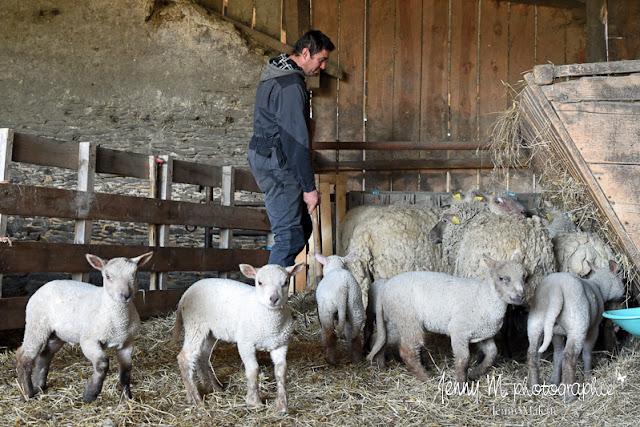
[116,344,134,400]
[582,325,599,378]
[469,339,497,380]
[32,334,64,393]
[344,321,363,364]
[324,325,338,366]
[527,334,543,387]
[561,338,582,403]
[80,341,109,403]
[196,334,222,395]
[15,346,37,400]
[549,334,565,385]
[270,345,289,414]
[526,316,544,387]
[238,342,262,408]
[177,340,203,405]
[399,341,429,382]
[450,336,471,384]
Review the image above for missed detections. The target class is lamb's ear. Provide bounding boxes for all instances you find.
[132,251,153,267]
[239,264,257,279]
[315,253,327,265]
[609,260,619,274]
[587,260,598,274]
[86,254,106,271]
[286,262,305,277]
[344,253,356,264]
[510,248,524,263]
[483,253,496,269]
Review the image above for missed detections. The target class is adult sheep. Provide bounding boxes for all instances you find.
[343,204,445,307]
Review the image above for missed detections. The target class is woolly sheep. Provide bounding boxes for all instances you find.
[367,249,527,384]
[337,205,379,255]
[315,253,366,365]
[552,231,616,277]
[343,204,445,308]
[527,261,625,401]
[16,251,153,403]
[170,262,304,413]
[363,277,388,353]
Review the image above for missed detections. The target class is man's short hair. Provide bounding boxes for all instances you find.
[292,30,335,57]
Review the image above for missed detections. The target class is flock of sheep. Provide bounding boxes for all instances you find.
[13,190,626,412]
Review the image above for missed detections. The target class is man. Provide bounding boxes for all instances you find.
[248,30,335,267]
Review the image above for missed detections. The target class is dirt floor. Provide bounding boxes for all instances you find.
[1,290,640,426]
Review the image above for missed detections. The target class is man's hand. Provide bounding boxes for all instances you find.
[303,189,320,214]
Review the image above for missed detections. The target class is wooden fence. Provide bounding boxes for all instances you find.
[0,129,278,330]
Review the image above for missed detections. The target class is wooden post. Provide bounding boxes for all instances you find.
[334,174,347,256]
[0,128,14,297]
[319,178,332,255]
[586,0,607,62]
[148,155,173,290]
[218,165,235,279]
[157,155,172,290]
[73,141,96,282]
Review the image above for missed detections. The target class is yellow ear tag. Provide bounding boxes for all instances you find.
[453,193,461,200]
[546,213,553,221]
[452,216,461,225]
[475,196,483,201]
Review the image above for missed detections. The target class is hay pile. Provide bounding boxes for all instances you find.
[2,290,640,426]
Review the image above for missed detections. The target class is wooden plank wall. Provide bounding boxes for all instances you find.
[199,1,638,194]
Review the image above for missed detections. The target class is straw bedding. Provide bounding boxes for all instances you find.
[1,289,639,426]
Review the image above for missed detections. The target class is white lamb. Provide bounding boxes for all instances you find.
[170,262,304,413]
[16,251,153,402]
[315,253,366,365]
[526,261,625,401]
[367,249,527,384]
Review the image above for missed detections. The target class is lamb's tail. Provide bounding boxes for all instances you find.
[168,306,184,347]
[336,294,347,336]
[538,295,564,353]
[366,292,387,362]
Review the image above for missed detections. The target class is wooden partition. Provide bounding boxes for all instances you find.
[0,129,272,330]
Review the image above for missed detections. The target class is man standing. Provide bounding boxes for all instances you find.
[248,30,335,267]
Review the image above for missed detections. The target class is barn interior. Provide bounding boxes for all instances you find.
[1,0,640,424]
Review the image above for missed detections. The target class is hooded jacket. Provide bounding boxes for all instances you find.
[250,53,315,193]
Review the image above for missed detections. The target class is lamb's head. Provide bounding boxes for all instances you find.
[85,251,153,304]
[315,253,356,275]
[240,263,305,309]
[588,260,626,302]
[483,249,527,306]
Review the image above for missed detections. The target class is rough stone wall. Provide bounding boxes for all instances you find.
[0,0,266,166]
[0,0,272,295]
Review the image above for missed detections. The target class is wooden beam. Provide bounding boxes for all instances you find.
[312,141,489,151]
[314,157,511,172]
[496,0,585,9]
[0,183,271,231]
[0,242,270,274]
[532,60,640,84]
[210,10,343,79]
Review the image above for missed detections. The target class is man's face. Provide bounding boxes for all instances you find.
[300,48,330,77]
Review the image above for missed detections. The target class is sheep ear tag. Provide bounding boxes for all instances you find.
[452,216,461,225]
[453,193,461,200]
[474,196,483,201]
[546,213,553,222]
